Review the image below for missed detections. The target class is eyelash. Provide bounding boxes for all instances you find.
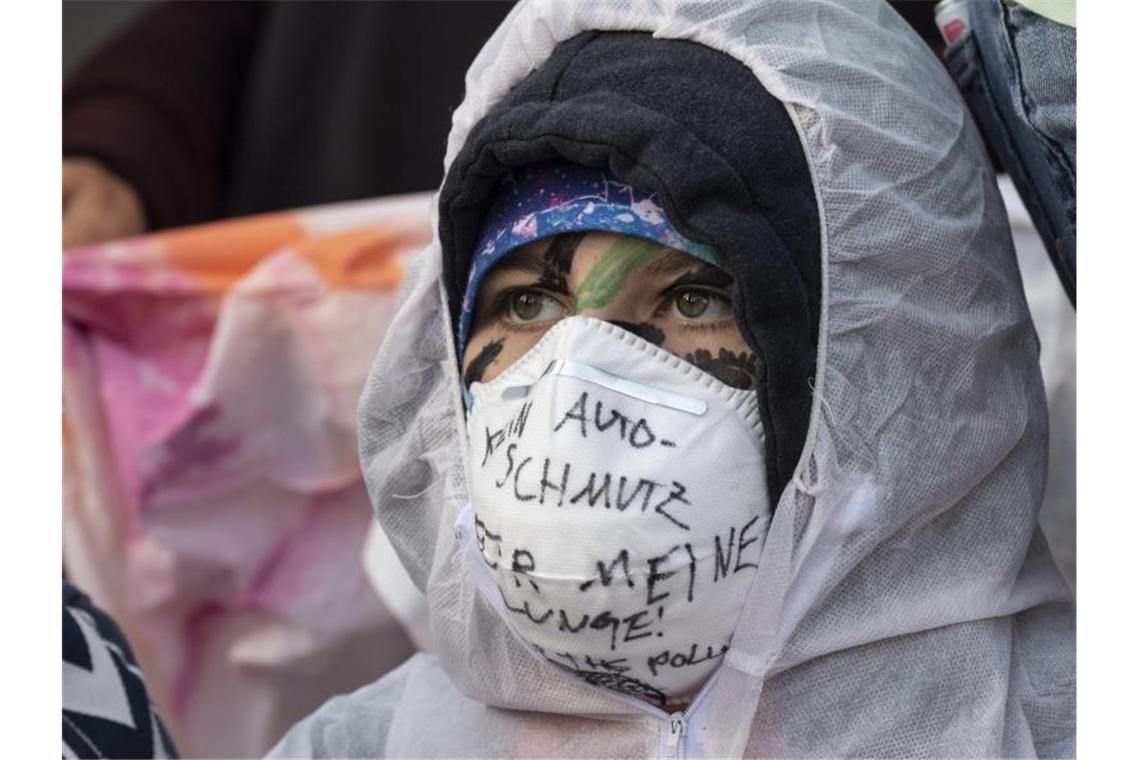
[488,287,568,333]
[655,285,735,330]
[671,318,728,333]
[488,284,735,331]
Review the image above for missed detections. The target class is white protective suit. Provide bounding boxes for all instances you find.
[270,1,1075,757]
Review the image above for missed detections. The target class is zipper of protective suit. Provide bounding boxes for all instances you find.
[590,662,726,758]
[524,649,705,759]
[601,670,715,759]
[665,711,688,759]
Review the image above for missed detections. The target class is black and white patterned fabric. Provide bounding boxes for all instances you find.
[63,581,178,759]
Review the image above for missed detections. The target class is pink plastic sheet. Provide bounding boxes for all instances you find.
[63,194,432,757]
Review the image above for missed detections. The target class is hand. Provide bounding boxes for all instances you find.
[63,157,146,249]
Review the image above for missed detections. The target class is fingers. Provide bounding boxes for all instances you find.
[63,194,120,250]
[62,158,146,249]
[62,161,80,207]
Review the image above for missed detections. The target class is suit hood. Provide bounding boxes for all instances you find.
[356,2,1074,756]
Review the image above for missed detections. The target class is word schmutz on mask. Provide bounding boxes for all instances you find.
[466,321,767,706]
[484,391,692,529]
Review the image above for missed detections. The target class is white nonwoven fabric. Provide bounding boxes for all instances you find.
[999,176,1076,593]
[274,1,1075,757]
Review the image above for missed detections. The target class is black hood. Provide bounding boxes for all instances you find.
[438,31,820,504]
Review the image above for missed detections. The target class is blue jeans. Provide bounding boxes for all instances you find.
[946,0,1076,304]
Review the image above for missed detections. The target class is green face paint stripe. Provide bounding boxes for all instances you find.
[574,237,663,313]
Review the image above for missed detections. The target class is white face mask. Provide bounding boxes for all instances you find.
[461,316,769,708]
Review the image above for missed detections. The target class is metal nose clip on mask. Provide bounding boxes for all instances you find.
[460,316,770,706]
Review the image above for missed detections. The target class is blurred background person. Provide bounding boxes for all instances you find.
[936,0,1076,305]
[63,1,513,247]
[63,2,951,247]
[64,580,179,758]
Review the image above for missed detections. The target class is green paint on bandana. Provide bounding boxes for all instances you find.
[575,237,662,313]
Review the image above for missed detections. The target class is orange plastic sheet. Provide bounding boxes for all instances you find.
[63,194,432,757]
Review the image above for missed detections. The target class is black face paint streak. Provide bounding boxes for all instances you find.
[668,264,734,289]
[464,338,504,386]
[537,232,587,293]
[611,320,666,346]
[683,348,758,390]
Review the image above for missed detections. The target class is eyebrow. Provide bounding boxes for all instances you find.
[482,249,548,279]
[643,250,734,286]
[484,242,731,285]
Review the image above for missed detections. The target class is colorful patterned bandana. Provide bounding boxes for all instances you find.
[457,160,716,353]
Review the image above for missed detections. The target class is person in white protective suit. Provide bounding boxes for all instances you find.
[270,1,1075,757]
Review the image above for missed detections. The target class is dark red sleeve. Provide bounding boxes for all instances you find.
[63,1,268,231]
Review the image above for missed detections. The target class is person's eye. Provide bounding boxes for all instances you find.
[671,288,733,321]
[507,289,569,323]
